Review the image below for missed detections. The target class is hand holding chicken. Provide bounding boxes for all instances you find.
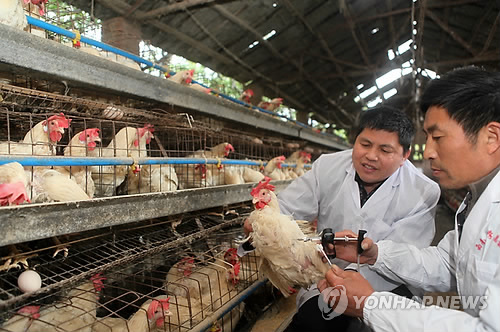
[246,177,329,296]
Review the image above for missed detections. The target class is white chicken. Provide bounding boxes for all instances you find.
[1,274,105,332]
[54,128,101,198]
[176,143,234,189]
[92,295,172,332]
[246,177,328,297]
[29,168,91,203]
[0,113,71,156]
[293,151,312,177]
[0,0,27,30]
[0,162,30,206]
[90,126,148,196]
[126,125,179,194]
[264,156,286,181]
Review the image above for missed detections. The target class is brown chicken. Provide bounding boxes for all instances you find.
[257,98,283,112]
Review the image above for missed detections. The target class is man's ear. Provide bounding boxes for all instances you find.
[401,148,411,164]
[485,122,500,154]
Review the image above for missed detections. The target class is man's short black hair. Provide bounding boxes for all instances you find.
[420,66,500,143]
[354,106,415,154]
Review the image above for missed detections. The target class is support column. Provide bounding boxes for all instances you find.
[102,17,142,55]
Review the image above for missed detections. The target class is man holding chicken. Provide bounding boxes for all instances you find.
[318,66,500,332]
[250,105,441,331]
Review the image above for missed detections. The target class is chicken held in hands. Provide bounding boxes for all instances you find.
[246,177,329,297]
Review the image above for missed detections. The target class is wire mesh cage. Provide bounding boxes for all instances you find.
[0,82,314,206]
[0,204,258,332]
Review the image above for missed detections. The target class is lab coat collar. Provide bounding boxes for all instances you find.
[346,162,403,209]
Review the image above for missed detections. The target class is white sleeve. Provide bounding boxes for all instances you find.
[369,230,458,293]
[364,282,500,332]
[278,158,321,221]
[346,181,440,292]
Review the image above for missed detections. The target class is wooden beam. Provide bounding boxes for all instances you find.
[426,9,477,55]
[468,2,496,46]
[415,0,427,70]
[322,52,499,78]
[95,0,236,67]
[280,0,350,82]
[123,0,147,17]
[213,4,355,122]
[480,12,500,55]
[136,0,217,20]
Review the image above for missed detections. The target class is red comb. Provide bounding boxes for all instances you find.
[45,113,71,128]
[154,298,171,327]
[90,273,106,292]
[225,144,235,152]
[233,262,241,276]
[78,128,100,142]
[17,306,40,319]
[245,89,254,96]
[250,177,275,197]
[148,300,159,320]
[188,69,194,75]
[277,155,286,161]
[224,248,237,257]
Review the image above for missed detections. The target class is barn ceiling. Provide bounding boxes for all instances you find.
[63,0,499,129]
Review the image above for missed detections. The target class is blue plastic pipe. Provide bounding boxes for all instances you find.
[26,16,317,131]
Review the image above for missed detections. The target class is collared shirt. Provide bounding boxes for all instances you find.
[355,173,387,208]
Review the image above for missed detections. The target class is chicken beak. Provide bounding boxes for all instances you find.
[94,137,102,142]
[252,197,259,204]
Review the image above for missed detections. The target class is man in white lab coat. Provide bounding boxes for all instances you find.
[278,106,440,331]
[318,66,500,332]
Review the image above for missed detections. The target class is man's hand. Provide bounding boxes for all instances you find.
[324,230,379,265]
[317,265,374,318]
[243,218,253,236]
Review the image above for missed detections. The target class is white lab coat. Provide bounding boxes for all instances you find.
[364,170,500,332]
[278,150,440,307]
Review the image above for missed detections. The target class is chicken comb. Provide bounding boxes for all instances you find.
[44,113,71,128]
[299,151,312,159]
[233,262,241,276]
[78,128,100,141]
[138,124,155,137]
[225,143,235,152]
[250,177,275,197]
[90,273,106,292]
[277,155,286,161]
[224,248,237,260]
[17,305,40,319]
[244,89,254,96]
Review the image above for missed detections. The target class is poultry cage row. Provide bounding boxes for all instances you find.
[0,82,316,204]
[0,203,263,332]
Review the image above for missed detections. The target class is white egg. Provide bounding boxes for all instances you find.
[17,270,42,293]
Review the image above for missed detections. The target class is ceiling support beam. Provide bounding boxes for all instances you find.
[136,0,217,20]
[213,4,354,123]
[183,8,307,111]
[95,0,235,68]
[322,52,500,79]
[480,12,500,55]
[279,0,354,125]
[426,9,477,55]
